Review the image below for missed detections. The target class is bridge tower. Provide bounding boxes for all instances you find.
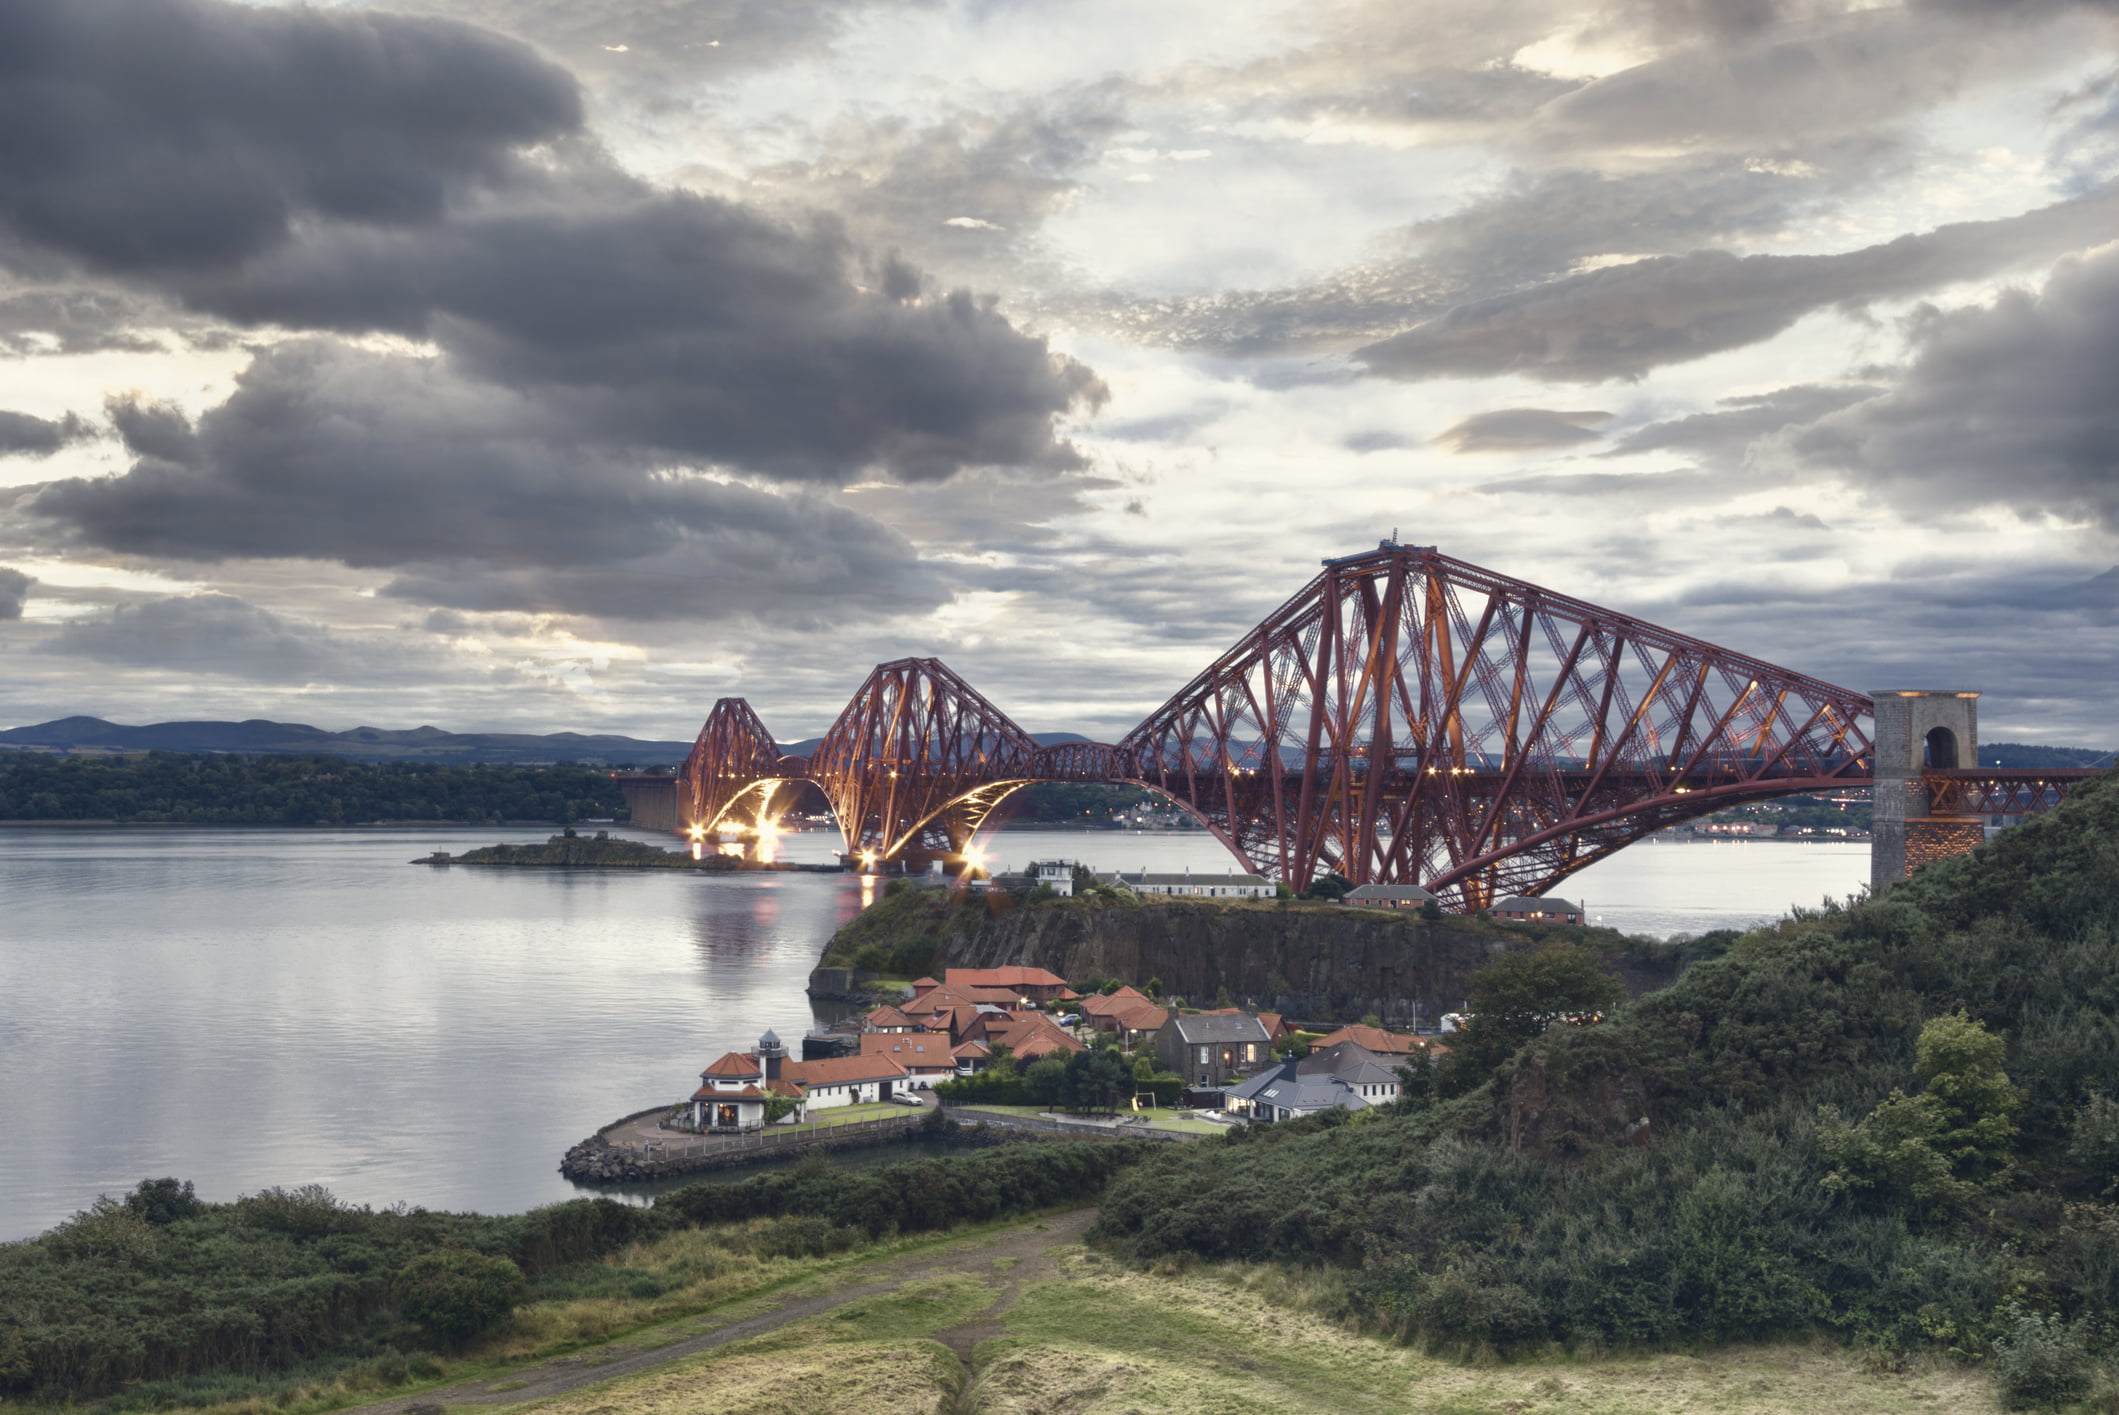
[1871,690,1982,894]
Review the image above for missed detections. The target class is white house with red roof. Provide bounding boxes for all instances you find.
[779,1051,909,1107]
[690,1042,774,1132]
[859,1031,955,1085]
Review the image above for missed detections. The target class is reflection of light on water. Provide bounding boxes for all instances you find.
[858,874,877,908]
[754,818,780,864]
[690,841,702,861]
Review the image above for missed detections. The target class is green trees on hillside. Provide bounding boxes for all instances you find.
[1094,769,2119,1374]
[0,753,628,824]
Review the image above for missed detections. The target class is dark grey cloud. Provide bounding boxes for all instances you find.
[0,282,173,357]
[178,197,1103,482]
[1606,382,1882,458]
[0,566,30,620]
[1795,245,2119,531]
[1358,185,2119,382]
[1435,407,1610,453]
[0,0,581,276]
[0,410,91,458]
[40,593,336,679]
[0,0,1101,488]
[31,342,950,625]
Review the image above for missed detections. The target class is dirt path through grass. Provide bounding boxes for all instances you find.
[338,1210,1097,1415]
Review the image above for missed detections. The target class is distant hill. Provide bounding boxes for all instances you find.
[0,717,1100,766]
[1983,741,2118,769]
[0,716,697,765]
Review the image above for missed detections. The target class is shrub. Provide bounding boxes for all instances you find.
[394,1250,527,1347]
[1990,1305,2095,1409]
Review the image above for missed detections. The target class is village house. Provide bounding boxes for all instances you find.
[980,1011,1087,1060]
[1490,895,1584,924]
[688,1030,804,1132]
[950,1039,990,1075]
[858,1032,955,1086]
[1340,883,1439,910]
[1029,860,1078,896]
[778,1051,908,1107]
[942,966,1076,1005]
[689,1049,773,1132]
[863,1004,919,1032]
[1098,867,1276,899]
[1204,1006,1290,1041]
[1310,1023,1433,1057]
[1301,1041,1405,1104]
[1156,1012,1273,1087]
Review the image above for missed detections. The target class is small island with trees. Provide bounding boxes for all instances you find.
[416,829,737,871]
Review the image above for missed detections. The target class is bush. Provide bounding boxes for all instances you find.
[1990,1305,2095,1409]
[393,1251,528,1347]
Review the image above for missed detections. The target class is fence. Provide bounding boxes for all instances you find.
[939,1106,1196,1142]
[612,1113,923,1161]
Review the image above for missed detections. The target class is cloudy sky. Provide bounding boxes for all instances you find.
[2,0,2116,747]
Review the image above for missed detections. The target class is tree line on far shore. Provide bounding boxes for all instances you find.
[0,752,631,825]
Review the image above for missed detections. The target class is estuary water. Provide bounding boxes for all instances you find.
[0,822,1867,1239]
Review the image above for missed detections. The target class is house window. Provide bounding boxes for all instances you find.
[1197,1046,1209,1065]
[1244,1044,1256,1061]
[716,1103,739,1128]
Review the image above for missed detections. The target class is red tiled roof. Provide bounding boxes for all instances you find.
[987,1013,1086,1058]
[865,1005,916,1029]
[951,1040,990,1058]
[1311,1024,1425,1055]
[945,966,1069,989]
[700,1051,762,1078]
[691,1083,770,1100]
[860,1033,951,1066]
[782,1053,909,1086]
[767,1078,805,1098]
[910,977,940,987]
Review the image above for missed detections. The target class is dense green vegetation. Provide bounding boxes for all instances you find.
[0,1138,1138,1405]
[0,753,630,825]
[1095,769,2119,1398]
[1009,782,1160,823]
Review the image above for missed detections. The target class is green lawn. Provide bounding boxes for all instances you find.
[793,1101,907,1130]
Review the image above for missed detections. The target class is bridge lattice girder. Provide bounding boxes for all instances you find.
[808,658,1042,862]
[658,544,1989,906]
[1116,545,1878,908]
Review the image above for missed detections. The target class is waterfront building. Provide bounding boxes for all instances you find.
[1341,883,1439,910]
[1099,867,1275,899]
[1489,895,1583,925]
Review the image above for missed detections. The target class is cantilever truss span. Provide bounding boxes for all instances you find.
[664,543,2058,910]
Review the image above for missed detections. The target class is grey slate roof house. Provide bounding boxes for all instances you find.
[1155,1011,1274,1086]
[1224,1040,1408,1118]
[1490,895,1583,924]
[1341,883,1439,909]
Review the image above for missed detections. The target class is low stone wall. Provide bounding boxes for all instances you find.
[560,1111,927,1184]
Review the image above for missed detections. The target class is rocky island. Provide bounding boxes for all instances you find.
[416,829,738,870]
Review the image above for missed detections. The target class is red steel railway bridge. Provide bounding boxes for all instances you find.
[620,542,2100,911]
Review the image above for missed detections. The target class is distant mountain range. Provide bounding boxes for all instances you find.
[0,715,2102,770]
[0,716,1096,765]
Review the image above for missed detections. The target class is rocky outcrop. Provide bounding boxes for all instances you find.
[921,899,1680,1026]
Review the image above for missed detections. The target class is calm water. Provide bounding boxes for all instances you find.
[0,822,1867,1239]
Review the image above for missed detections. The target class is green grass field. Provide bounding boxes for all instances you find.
[445,1218,2005,1415]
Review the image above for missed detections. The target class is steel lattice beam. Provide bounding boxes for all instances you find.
[660,543,2081,906]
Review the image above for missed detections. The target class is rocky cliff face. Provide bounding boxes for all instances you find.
[926,900,1676,1027]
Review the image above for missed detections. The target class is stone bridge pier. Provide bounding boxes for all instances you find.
[1870,689,1983,895]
